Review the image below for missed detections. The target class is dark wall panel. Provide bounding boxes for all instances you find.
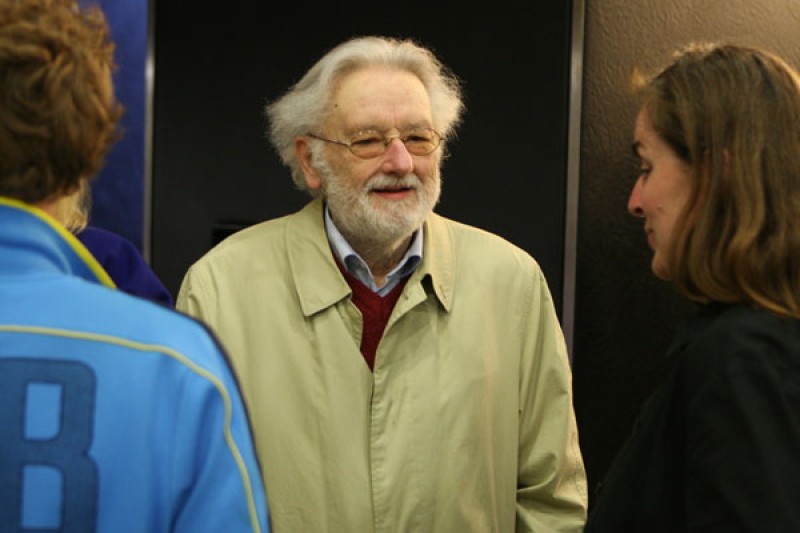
[151,3,575,314]
[574,0,800,499]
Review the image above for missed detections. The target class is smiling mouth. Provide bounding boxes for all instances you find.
[372,186,413,193]
[367,174,420,197]
[369,184,416,200]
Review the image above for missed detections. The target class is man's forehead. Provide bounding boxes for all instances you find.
[326,69,434,133]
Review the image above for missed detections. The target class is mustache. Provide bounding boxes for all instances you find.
[365,174,421,192]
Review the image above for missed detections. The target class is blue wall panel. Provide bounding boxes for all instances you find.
[79,0,147,251]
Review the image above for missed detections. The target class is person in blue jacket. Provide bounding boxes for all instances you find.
[58,182,174,307]
[0,1,269,531]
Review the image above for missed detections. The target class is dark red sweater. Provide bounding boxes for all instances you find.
[337,265,408,371]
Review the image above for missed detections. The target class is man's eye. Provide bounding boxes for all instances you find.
[351,135,383,146]
[405,134,428,142]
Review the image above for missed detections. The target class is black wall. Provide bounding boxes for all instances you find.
[151,3,575,314]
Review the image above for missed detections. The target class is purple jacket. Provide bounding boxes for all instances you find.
[77,225,173,307]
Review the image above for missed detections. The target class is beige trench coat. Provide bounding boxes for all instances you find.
[177,198,587,532]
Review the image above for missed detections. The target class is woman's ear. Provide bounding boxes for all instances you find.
[295,137,322,191]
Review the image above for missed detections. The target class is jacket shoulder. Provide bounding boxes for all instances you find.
[89,283,223,358]
[677,305,800,390]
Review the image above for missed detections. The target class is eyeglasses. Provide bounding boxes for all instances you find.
[306,128,443,159]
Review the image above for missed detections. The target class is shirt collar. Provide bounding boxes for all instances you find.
[287,198,453,316]
[324,204,423,295]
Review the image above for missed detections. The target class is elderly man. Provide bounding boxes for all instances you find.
[178,36,587,532]
[0,1,268,531]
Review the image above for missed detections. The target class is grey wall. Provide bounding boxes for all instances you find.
[572,0,800,499]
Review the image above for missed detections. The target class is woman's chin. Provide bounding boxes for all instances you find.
[651,257,672,280]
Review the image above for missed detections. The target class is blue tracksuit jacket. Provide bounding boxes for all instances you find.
[0,197,270,532]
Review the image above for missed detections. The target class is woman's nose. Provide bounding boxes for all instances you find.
[627,178,645,217]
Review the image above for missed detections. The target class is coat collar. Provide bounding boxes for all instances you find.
[666,302,730,355]
[287,197,453,317]
[0,196,115,288]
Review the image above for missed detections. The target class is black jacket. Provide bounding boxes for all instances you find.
[585,303,800,532]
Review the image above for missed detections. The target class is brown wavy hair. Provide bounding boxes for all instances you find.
[0,0,123,204]
[635,43,800,318]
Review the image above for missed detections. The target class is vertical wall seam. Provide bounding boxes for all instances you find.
[562,0,586,360]
[143,0,155,263]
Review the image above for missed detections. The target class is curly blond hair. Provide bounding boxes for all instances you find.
[0,0,123,203]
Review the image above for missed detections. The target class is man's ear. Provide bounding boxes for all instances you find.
[295,137,322,191]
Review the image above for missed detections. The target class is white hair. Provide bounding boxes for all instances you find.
[265,36,464,192]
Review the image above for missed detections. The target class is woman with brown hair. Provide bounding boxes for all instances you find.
[586,43,800,531]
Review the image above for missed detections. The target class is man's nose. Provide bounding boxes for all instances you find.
[381,138,414,176]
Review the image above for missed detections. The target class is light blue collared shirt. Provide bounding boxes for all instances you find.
[324,206,423,296]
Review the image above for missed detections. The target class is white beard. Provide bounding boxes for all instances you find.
[315,157,441,245]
